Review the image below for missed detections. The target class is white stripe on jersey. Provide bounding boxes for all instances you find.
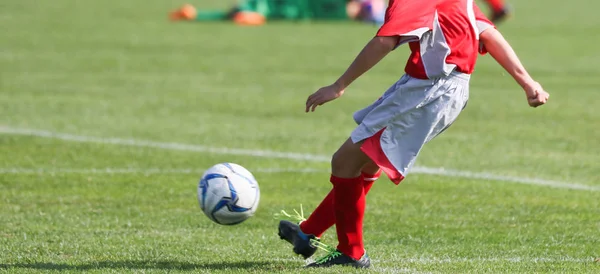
[466,0,480,40]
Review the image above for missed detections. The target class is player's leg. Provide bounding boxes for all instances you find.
[303,137,372,268]
[286,160,379,234]
[278,79,399,259]
[278,78,401,264]
[278,154,381,260]
[361,161,381,193]
[292,160,379,237]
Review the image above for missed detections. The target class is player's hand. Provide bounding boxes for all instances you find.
[524,82,549,108]
[305,83,345,112]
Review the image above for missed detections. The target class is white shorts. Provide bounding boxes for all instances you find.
[350,71,470,184]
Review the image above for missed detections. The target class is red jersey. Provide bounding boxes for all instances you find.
[377,0,495,79]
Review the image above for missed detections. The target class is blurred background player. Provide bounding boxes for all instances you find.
[346,0,386,26]
[483,0,511,23]
[170,0,386,26]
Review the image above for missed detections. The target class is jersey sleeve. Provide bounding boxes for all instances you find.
[473,3,496,54]
[376,0,437,45]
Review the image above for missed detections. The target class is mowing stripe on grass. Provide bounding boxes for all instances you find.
[298,257,593,264]
[278,256,594,264]
[380,256,595,264]
[0,257,590,273]
[1,126,598,192]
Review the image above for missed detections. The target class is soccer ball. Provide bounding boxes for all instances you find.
[197,163,260,225]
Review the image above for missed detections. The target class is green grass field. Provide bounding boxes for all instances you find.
[1,0,599,273]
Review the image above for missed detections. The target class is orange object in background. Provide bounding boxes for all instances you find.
[233,12,266,26]
[169,4,197,21]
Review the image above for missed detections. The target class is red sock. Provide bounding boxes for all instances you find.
[299,190,335,237]
[361,169,381,194]
[332,175,365,260]
[299,171,381,238]
[485,0,505,12]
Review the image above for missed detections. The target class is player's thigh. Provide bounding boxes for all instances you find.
[331,138,371,178]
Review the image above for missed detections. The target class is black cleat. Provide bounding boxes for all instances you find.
[491,6,511,23]
[306,249,371,268]
[278,220,318,259]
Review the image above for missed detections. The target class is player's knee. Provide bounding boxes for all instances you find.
[330,150,344,174]
[361,161,380,176]
[330,149,361,178]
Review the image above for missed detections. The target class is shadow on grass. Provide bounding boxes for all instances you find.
[0,260,282,271]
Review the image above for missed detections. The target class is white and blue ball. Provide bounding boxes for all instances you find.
[197,163,260,225]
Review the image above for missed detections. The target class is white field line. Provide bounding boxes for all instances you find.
[2,166,599,192]
[410,166,600,191]
[1,126,598,192]
[0,167,323,175]
[0,127,330,162]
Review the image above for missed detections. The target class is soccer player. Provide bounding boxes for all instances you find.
[277,0,549,268]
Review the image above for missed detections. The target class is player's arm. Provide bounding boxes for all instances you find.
[337,36,398,89]
[305,36,399,112]
[479,28,549,107]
